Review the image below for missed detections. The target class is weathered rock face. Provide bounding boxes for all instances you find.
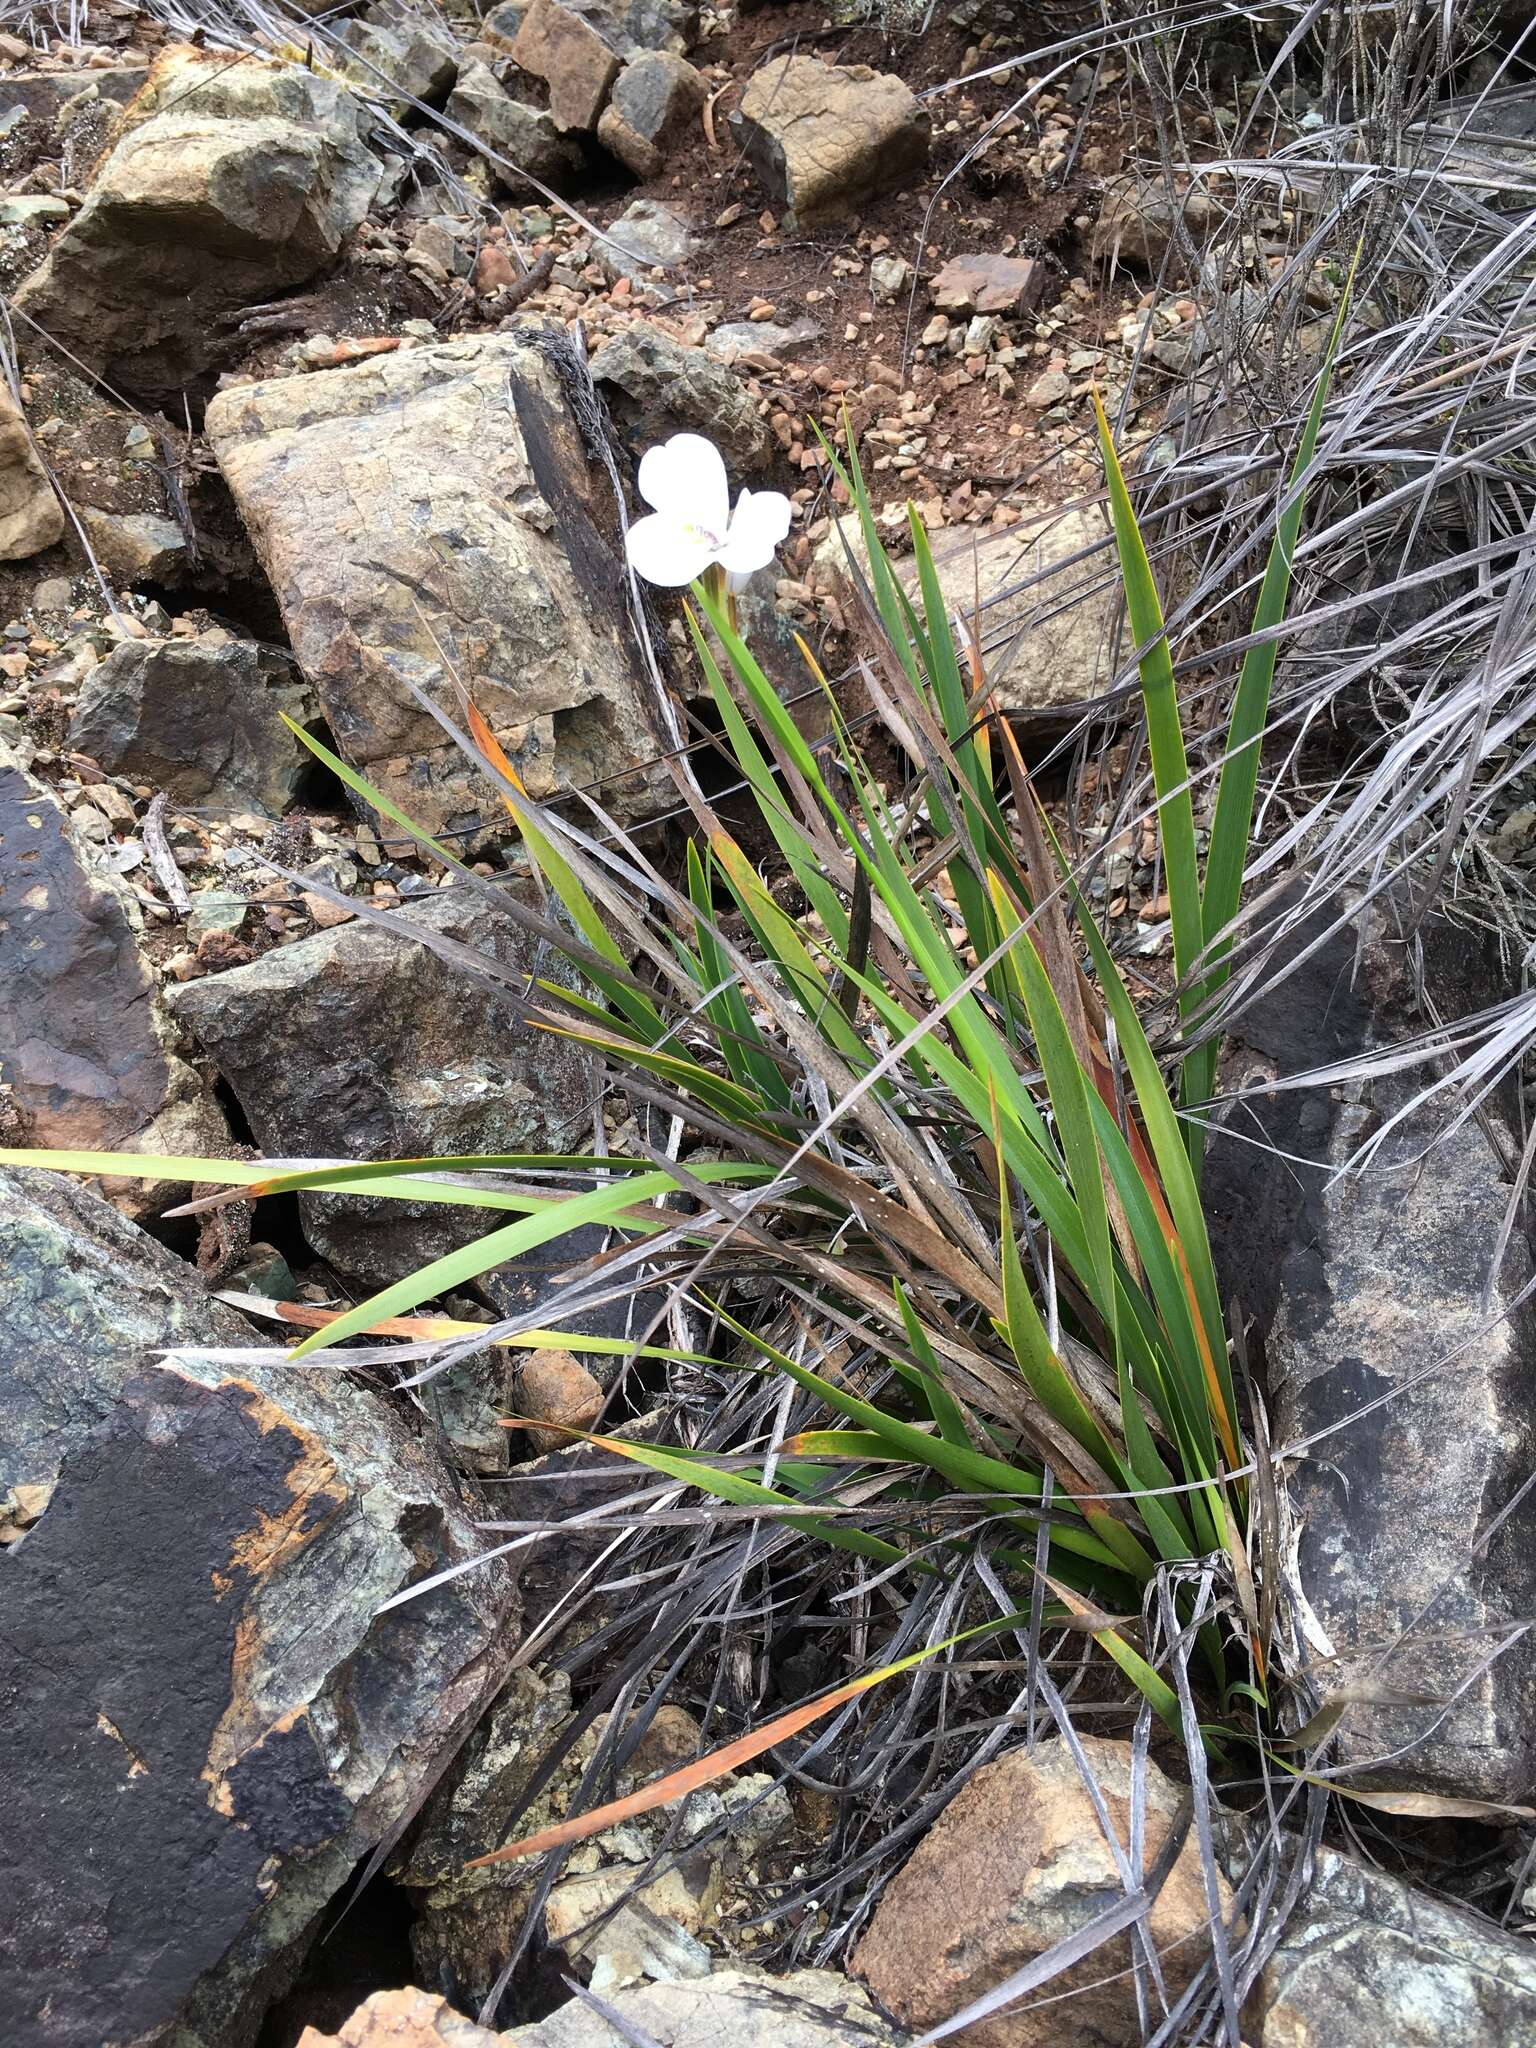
[1204,896,1536,1802]
[205,331,667,839]
[853,1735,1228,2047]
[13,47,382,400]
[1091,175,1213,274]
[931,252,1043,316]
[735,57,928,228]
[1248,1840,1536,2046]
[813,502,1119,714]
[0,1167,518,2048]
[590,321,772,474]
[445,61,583,191]
[597,52,707,178]
[68,634,321,816]
[167,886,598,1286]
[511,0,621,132]
[0,383,63,560]
[0,745,231,1216]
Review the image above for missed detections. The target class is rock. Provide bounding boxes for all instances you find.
[0,1164,249,1501]
[708,315,821,361]
[811,502,1117,714]
[13,46,382,401]
[869,253,912,300]
[597,196,694,280]
[930,251,1042,316]
[1204,895,1536,1801]
[512,0,621,132]
[297,1989,504,2046]
[1249,1839,1536,2046]
[68,635,321,817]
[503,1966,901,2044]
[205,331,666,840]
[590,321,772,473]
[516,1346,604,1451]
[0,1167,517,2048]
[186,888,252,945]
[0,744,231,1218]
[734,57,928,229]
[445,60,583,191]
[597,52,707,178]
[76,504,187,583]
[0,382,62,561]
[334,0,461,111]
[572,0,700,57]
[1091,175,1213,273]
[167,885,598,1287]
[32,574,73,610]
[1024,368,1071,407]
[853,1735,1227,2046]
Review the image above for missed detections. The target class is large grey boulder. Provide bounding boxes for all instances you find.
[1205,895,1536,1801]
[0,383,63,560]
[68,634,322,817]
[0,744,231,1217]
[205,331,668,839]
[12,46,382,401]
[0,1166,518,2048]
[334,0,461,111]
[1250,1839,1536,2045]
[167,886,599,1286]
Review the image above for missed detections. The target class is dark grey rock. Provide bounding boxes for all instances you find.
[167,886,600,1287]
[12,48,381,402]
[335,0,461,110]
[1205,892,1536,1800]
[0,744,231,1214]
[1250,1839,1536,2045]
[591,319,772,474]
[568,0,700,57]
[445,59,584,191]
[0,1167,517,2048]
[68,635,320,817]
[596,51,707,178]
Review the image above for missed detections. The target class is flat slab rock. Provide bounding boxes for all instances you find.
[205,330,667,840]
[0,1166,517,2048]
[0,743,230,1216]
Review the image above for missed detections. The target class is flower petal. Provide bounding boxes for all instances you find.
[637,433,730,540]
[624,510,716,587]
[717,487,794,577]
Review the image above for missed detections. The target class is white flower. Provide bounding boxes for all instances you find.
[624,432,793,590]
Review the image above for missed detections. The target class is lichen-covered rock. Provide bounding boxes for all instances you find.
[597,52,707,178]
[0,744,231,1217]
[1205,896,1536,1801]
[735,56,928,228]
[167,887,598,1286]
[68,634,321,816]
[205,331,667,839]
[596,196,694,281]
[853,1735,1228,2046]
[334,0,461,111]
[0,384,63,560]
[12,46,382,400]
[504,1967,901,2045]
[445,61,583,191]
[590,320,772,473]
[0,1167,518,2048]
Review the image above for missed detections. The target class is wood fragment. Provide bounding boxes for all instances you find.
[141,792,191,916]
